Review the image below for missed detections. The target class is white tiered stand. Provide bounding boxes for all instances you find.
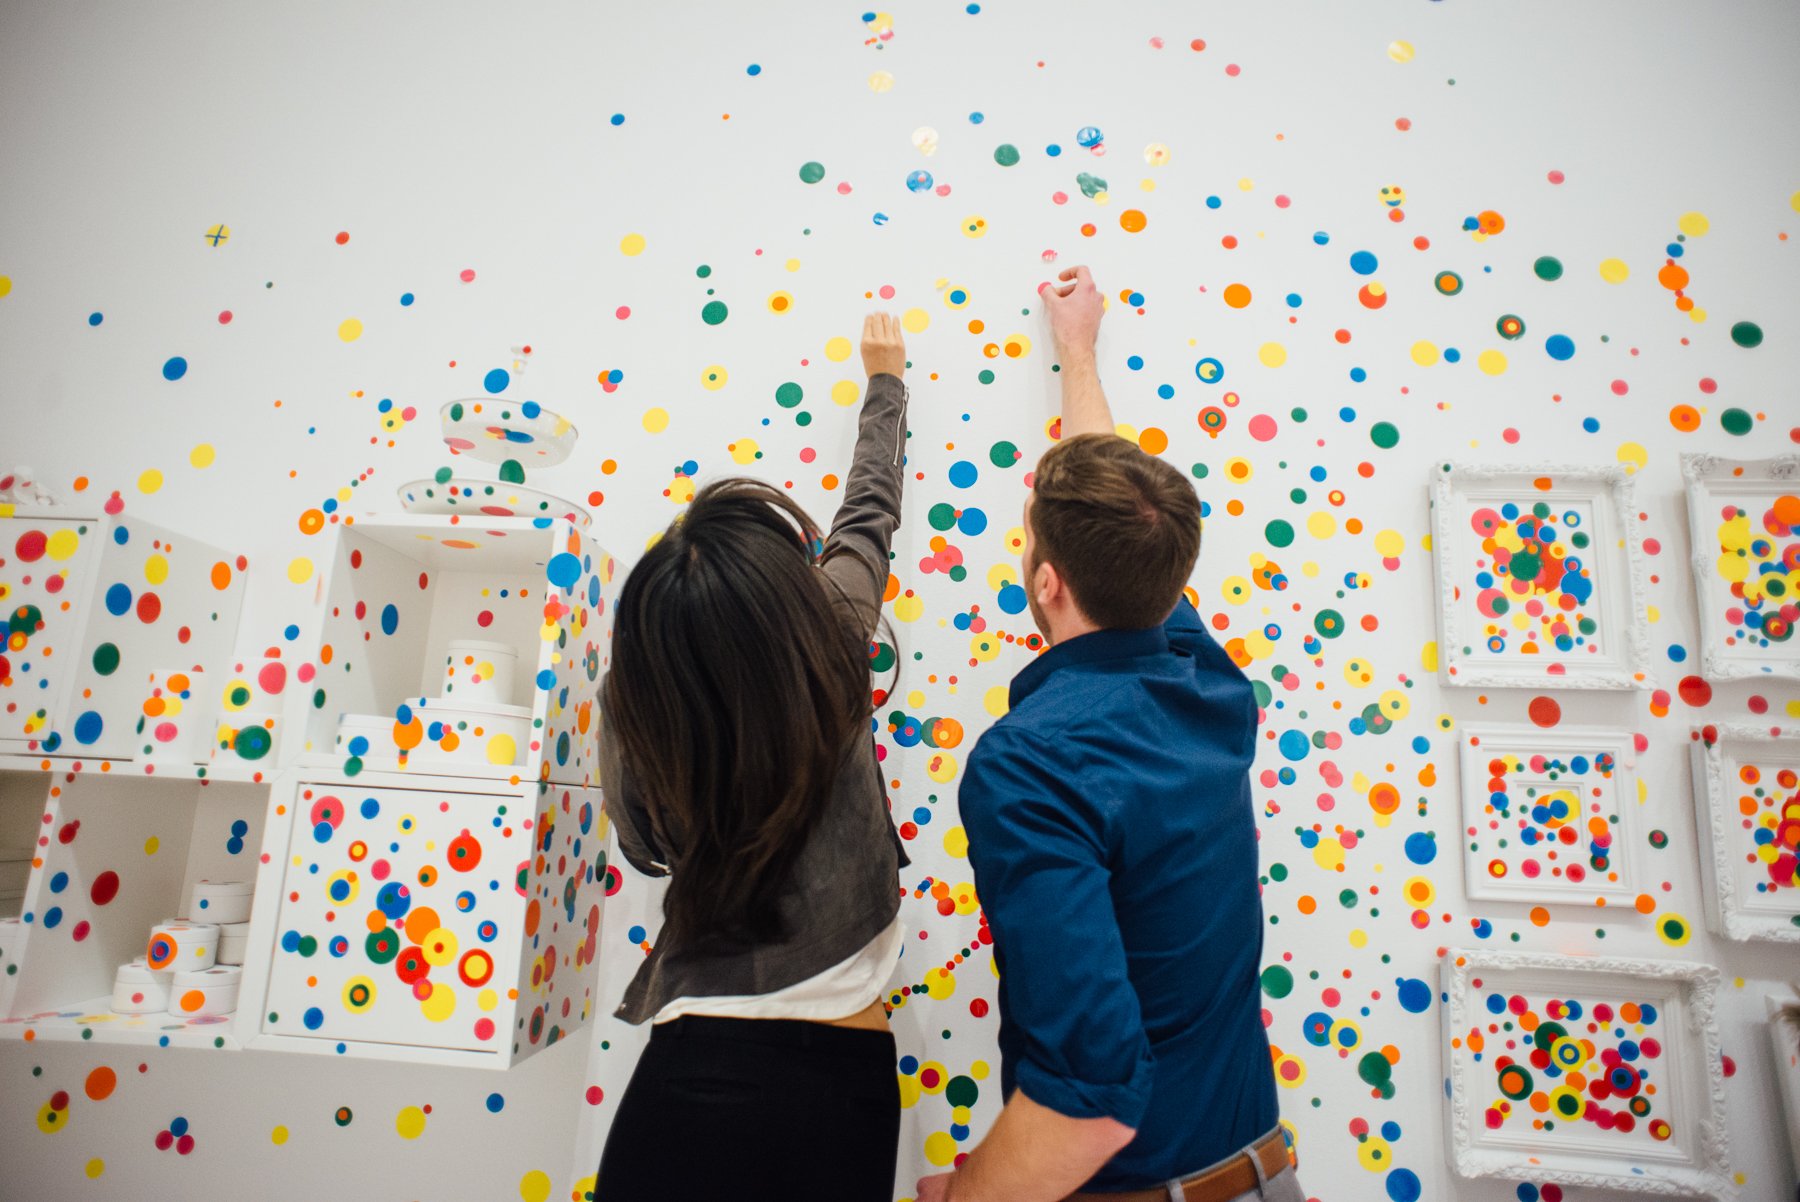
[0,506,617,1069]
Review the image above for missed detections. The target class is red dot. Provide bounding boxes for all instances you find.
[335,231,350,245]
[90,870,120,905]
[1677,675,1712,707]
[475,611,494,628]
[970,998,989,1017]
[218,311,232,324]
[1190,38,1206,51]
[1698,377,1716,394]
[1395,117,1412,131]
[51,1091,69,1110]
[459,268,476,282]
[615,306,631,320]
[1225,63,1240,76]
[1527,696,1562,727]
[585,1086,604,1105]
[1547,170,1565,184]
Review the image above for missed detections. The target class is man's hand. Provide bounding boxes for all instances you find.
[915,1172,955,1202]
[862,311,906,379]
[1039,265,1103,361]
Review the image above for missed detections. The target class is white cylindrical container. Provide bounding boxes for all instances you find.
[440,639,519,707]
[138,668,209,764]
[189,879,253,925]
[213,709,280,764]
[409,699,530,768]
[112,960,174,1014]
[167,964,242,1018]
[216,921,251,966]
[335,713,396,763]
[146,921,219,972]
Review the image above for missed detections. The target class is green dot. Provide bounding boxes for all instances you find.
[989,440,1019,468]
[798,161,825,184]
[498,459,525,484]
[1192,463,1209,479]
[946,1075,980,1107]
[701,300,729,325]
[1260,965,1294,998]
[978,369,995,385]
[1265,519,1295,548]
[796,411,812,427]
[1533,256,1564,281]
[1370,421,1399,449]
[695,264,711,278]
[775,382,803,408]
[1720,408,1754,436]
[434,466,453,484]
[1730,321,1763,348]
[928,503,958,531]
[91,643,120,675]
[994,144,1020,167]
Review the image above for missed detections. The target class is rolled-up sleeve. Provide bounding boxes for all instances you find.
[962,730,1155,1128]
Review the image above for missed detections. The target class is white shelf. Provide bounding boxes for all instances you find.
[0,996,241,1049]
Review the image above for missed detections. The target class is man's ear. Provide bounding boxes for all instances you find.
[1033,557,1060,607]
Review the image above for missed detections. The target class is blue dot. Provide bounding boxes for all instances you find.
[303,1007,324,1030]
[232,819,249,836]
[1285,293,1302,307]
[88,312,103,326]
[997,584,1027,614]
[1545,334,1575,361]
[486,1093,505,1113]
[969,111,984,124]
[547,552,582,589]
[965,1,980,10]
[1205,196,1221,209]
[957,508,988,536]
[1156,384,1174,399]
[43,907,62,929]
[1405,832,1437,864]
[50,872,68,893]
[1381,1121,1401,1140]
[400,292,414,306]
[522,400,541,419]
[170,1116,189,1138]
[380,603,399,635]
[746,63,761,75]
[627,925,647,943]
[1277,729,1310,761]
[483,368,510,393]
[1385,1168,1422,1202]
[361,796,381,819]
[1443,347,1461,364]
[610,113,624,125]
[1127,355,1144,370]
[1349,250,1378,275]
[1349,367,1367,382]
[1581,416,1600,433]
[313,821,335,844]
[1410,735,1429,753]
[162,356,188,381]
[1045,143,1061,157]
[1667,644,1687,662]
[1312,230,1330,245]
[535,669,556,691]
[73,710,104,744]
[948,461,979,488]
[1396,978,1432,1014]
[1339,407,1357,421]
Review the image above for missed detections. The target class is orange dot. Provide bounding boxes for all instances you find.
[1657,263,1689,292]
[1222,283,1252,309]
[84,1066,117,1101]
[1771,494,1800,526]
[1634,893,1657,915]
[1297,895,1317,914]
[1528,906,1550,927]
[1119,210,1147,233]
[73,476,89,491]
[1080,223,1097,237]
[821,474,840,490]
[180,990,204,1013]
[601,460,617,475]
[1668,404,1700,432]
[210,561,233,590]
[1138,428,1169,455]
[298,509,326,536]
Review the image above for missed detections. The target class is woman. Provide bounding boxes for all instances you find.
[596,313,912,1200]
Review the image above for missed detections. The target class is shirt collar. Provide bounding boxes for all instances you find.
[1009,624,1171,709]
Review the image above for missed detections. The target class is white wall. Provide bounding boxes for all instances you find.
[1,0,1797,1198]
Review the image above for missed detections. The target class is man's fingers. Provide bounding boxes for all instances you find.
[1072,265,1096,291]
[1057,265,1079,283]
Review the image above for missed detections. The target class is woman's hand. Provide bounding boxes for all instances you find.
[861,312,906,380]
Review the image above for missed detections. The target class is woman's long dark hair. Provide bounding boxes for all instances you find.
[604,478,875,946]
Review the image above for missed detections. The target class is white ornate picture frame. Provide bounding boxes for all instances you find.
[1767,991,1800,1192]
[1680,453,1800,681]
[1429,464,1651,689]
[1689,724,1800,942]
[1458,725,1645,906]
[1442,949,1732,1199]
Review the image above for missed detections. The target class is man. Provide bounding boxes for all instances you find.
[917,266,1297,1202]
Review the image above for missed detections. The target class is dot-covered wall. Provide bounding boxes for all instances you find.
[2,2,1797,1199]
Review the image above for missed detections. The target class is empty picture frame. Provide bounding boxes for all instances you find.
[1442,949,1732,1199]
[1458,725,1644,906]
[1689,724,1800,942]
[1429,464,1651,689]
[1680,453,1800,681]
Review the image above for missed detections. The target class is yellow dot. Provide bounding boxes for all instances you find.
[137,469,164,494]
[728,438,761,465]
[485,733,517,765]
[85,1159,104,1179]
[831,379,861,407]
[1388,40,1415,63]
[46,529,80,561]
[271,1126,289,1146]
[338,318,363,342]
[520,1171,552,1202]
[824,336,853,362]
[1688,306,1707,324]
[1598,258,1629,284]
[1307,512,1338,540]
[642,407,670,433]
[1349,928,1369,948]
[868,69,894,93]
[901,307,930,333]
[145,554,170,585]
[943,825,969,857]
[700,365,728,390]
[924,1131,959,1166]
[1476,349,1508,376]
[1258,342,1287,368]
[619,232,647,256]
[396,1106,427,1139]
[962,215,988,238]
[287,557,314,584]
[189,443,216,468]
[1677,211,1710,237]
[1792,191,1800,214]
[145,836,159,855]
[1616,441,1649,473]
[1374,529,1405,557]
[983,685,1010,717]
[0,276,11,298]
[1410,340,1439,367]
[784,258,801,272]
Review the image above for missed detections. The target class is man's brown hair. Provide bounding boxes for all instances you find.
[1029,433,1202,629]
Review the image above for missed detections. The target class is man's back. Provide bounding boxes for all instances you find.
[962,596,1278,1191]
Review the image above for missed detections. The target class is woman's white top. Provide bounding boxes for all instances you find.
[651,915,904,1024]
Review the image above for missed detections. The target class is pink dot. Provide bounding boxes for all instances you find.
[799,448,817,463]
[1643,537,1661,555]
[401,407,417,420]
[1610,379,1628,396]
[1247,414,1278,442]
[474,1018,495,1040]
[836,181,853,195]
[459,269,476,283]
[585,1086,604,1105]
[218,311,232,324]
[1225,63,1240,76]
[1547,170,1565,185]
[934,184,952,197]
[615,306,631,320]
[1274,195,1290,208]
[878,285,895,299]
[1395,117,1412,131]
[1051,191,1068,205]
[1503,428,1521,444]
[1698,377,1716,394]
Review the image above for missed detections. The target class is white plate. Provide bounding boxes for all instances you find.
[397,478,591,528]
[441,399,578,468]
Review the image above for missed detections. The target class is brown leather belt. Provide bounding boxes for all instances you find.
[1065,1128,1293,1202]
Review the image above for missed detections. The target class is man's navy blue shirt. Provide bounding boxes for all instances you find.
[961,598,1278,1192]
